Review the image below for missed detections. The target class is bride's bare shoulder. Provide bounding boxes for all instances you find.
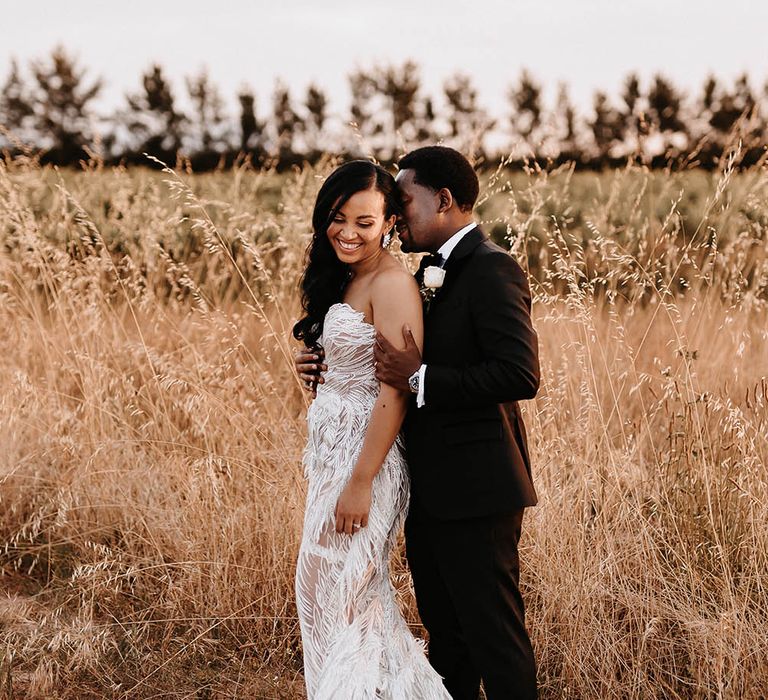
[369,261,420,323]
[371,257,418,296]
[369,258,423,336]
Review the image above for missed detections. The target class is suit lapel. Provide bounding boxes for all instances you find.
[428,226,486,307]
[445,225,486,266]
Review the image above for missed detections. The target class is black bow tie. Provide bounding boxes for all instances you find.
[420,252,445,270]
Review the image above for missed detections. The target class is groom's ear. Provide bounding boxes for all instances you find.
[437,188,453,213]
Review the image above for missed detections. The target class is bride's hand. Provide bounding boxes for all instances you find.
[334,476,372,535]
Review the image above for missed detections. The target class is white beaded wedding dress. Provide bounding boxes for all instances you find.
[296,302,450,699]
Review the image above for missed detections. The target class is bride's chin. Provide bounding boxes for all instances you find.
[333,244,366,261]
[334,251,358,265]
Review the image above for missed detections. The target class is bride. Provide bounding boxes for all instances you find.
[292,160,450,699]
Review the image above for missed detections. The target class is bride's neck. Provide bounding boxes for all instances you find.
[348,248,386,278]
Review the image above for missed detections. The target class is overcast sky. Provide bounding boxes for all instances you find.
[3,0,767,121]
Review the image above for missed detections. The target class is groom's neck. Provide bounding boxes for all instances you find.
[429,216,474,252]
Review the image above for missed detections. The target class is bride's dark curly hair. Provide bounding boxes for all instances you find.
[292,160,401,348]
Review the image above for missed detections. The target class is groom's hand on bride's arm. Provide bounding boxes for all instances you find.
[374,326,421,393]
[294,346,327,396]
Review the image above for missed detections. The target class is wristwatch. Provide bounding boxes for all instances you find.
[408,368,420,394]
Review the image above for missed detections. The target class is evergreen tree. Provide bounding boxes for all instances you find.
[509,70,543,153]
[620,72,645,154]
[647,75,685,132]
[696,74,763,165]
[695,75,722,164]
[349,68,378,141]
[720,74,764,159]
[383,63,418,136]
[646,74,687,155]
[443,72,495,156]
[303,83,328,156]
[701,75,718,114]
[237,87,265,159]
[121,64,185,163]
[271,80,303,163]
[30,46,103,164]
[416,95,436,143]
[379,61,428,157]
[0,59,35,147]
[186,69,230,155]
[348,62,433,160]
[552,83,579,158]
[589,91,624,162]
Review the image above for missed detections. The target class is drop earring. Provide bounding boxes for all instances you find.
[382,228,393,248]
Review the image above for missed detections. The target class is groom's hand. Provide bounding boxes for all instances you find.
[294,346,327,397]
[374,324,421,393]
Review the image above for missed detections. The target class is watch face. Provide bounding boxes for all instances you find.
[408,372,419,393]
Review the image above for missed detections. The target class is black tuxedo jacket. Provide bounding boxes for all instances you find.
[403,226,540,520]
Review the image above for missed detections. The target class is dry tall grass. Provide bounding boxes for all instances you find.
[0,150,767,699]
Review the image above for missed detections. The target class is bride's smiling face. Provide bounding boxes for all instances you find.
[326,187,395,265]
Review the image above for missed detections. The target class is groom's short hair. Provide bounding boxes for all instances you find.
[398,146,479,212]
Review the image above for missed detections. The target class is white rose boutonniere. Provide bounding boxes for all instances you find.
[420,265,446,310]
[423,266,446,289]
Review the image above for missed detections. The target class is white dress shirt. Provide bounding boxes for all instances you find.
[415,222,476,407]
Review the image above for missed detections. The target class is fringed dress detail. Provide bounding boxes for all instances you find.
[296,302,450,699]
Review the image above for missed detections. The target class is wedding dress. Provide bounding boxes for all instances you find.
[296,302,450,699]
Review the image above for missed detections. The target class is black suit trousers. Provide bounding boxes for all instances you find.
[405,503,537,700]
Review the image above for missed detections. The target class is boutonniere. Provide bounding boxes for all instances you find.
[419,266,446,311]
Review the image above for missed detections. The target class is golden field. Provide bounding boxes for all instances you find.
[0,152,767,699]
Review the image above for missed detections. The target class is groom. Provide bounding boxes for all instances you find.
[297,146,539,699]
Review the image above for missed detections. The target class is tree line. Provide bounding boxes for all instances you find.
[1,46,766,170]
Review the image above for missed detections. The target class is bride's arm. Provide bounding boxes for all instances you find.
[334,268,423,535]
